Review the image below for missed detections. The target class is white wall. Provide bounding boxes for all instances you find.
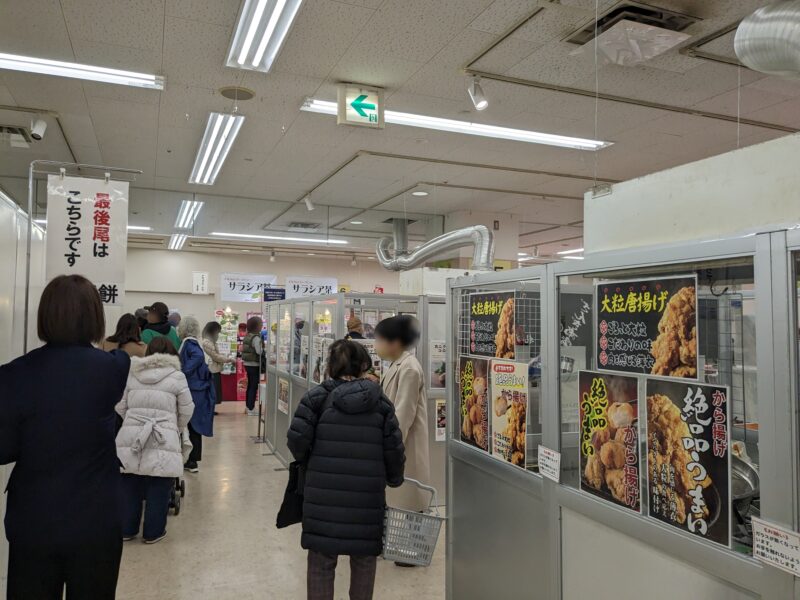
[122,248,400,324]
[584,133,800,253]
[444,210,519,262]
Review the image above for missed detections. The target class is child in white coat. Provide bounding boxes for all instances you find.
[116,337,194,543]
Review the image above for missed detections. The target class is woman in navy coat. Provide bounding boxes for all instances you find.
[0,275,131,599]
[177,316,215,472]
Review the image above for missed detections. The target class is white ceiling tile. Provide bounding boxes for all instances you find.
[0,0,74,58]
[469,0,542,36]
[161,16,232,88]
[0,72,90,116]
[61,0,165,51]
[165,0,241,27]
[70,39,163,77]
[58,113,100,149]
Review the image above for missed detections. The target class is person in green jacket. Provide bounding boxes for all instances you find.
[140,302,181,351]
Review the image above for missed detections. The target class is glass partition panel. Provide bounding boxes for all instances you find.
[452,279,542,474]
[277,304,291,373]
[267,304,278,367]
[292,302,311,378]
[311,300,337,384]
[558,257,757,555]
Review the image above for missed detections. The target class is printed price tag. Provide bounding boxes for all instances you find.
[538,445,561,483]
[752,517,800,576]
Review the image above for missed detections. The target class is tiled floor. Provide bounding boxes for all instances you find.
[116,402,446,599]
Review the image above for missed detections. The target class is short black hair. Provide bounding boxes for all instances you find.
[203,321,222,338]
[374,315,420,348]
[38,275,105,345]
[327,340,372,380]
[146,336,179,357]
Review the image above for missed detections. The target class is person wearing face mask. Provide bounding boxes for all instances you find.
[201,321,232,412]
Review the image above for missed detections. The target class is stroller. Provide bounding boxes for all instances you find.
[170,428,192,515]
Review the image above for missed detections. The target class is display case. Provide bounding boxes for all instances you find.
[262,293,447,501]
[446,231,798,600]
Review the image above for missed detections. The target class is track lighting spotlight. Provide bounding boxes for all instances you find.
[269,250,276,263]
[304,195,315,211]
[468,76,488,111]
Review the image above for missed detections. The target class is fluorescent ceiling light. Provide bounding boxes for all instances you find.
[210,232,348,245]
[0,52,164,89]
[517,252,528,256]
[175,200,204,229]
[563,255,585,260]
[34,219,47,224]
[127,225,152,231]
[168,234,187,251]
[557,247,584,255]
[189,112,245,185]
[301,99,611,151]
[349,220,363,225]
[227,0,303,73]
[411,191,429,197]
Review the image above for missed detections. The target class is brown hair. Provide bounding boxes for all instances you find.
[246,316,263,333]
[38,274,105,345]
[146,336,179,357]
[327,340,372,380]
[107,313,141,346]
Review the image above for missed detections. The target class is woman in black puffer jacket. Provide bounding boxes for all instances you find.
[288,340,405,600]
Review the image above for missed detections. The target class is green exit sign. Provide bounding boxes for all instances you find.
[337,84,384,129]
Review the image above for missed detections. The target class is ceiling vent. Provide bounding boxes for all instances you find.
[565,1,698,46]
[381,217,417,225]
[0,125,32,148]
[286,221,321,231]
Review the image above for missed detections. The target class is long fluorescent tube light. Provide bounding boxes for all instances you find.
[168,234,188,250]
[189,113,245,185]
[210,232,348,245]
[174,200,204,229]
[301,99,611,151]
[557,247,584,255]
[0,52,164,89]
[563,255,585,260]
[226,0,304,73]
[34,219,152,232]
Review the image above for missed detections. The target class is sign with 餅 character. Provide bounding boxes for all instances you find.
[285,276,337,299]
[45,175,128,305]
[220,273,278,302]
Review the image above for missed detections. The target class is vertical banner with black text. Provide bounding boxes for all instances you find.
[45,175,128,305]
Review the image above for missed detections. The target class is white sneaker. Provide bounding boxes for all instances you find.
[144,532,166,544]
[247,409,257,416]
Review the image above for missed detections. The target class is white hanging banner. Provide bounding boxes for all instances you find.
[285,275,338,298]
[45,174,128,305]
[220,272,278,302]
[192,271,210,295]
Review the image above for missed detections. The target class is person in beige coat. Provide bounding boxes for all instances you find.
[375,316,431,517]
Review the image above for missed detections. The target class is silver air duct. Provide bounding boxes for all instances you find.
[735,1,800,78]
[376,220,495,271]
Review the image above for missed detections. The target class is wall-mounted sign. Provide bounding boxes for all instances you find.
[192,271,209,295]
[221,272,278,302]
[278,377,290,415]
[752,517,800,576]
[286,276,338,298]
[459,356,489,452]
[645,378,731,547]
[263,286,286,302]
[538,446,561,483]
[490,360,528,468]
[46,175,128,305]
[468,291,515,359]
[337,84,384,128]
[596,275,698,379]
[429,341,447,389]
[435,398,447,442]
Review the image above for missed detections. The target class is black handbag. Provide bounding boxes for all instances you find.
[276,461,305,528]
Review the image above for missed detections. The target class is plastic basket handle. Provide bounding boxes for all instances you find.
[403,477,439,513]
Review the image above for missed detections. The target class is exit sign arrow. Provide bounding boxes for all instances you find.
[350,94,376,117]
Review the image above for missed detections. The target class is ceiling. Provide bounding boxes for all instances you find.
[0,0,798,260]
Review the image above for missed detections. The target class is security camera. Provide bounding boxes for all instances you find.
[30,119,47,141]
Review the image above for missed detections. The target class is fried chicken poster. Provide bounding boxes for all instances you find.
[646,378,731,547]
[459,356,489,451]
[579,371,640,512]
[468,291,515,359]
[596,276,698,379]
[490,361,528,468]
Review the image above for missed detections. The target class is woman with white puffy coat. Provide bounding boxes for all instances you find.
[116,337,194,544]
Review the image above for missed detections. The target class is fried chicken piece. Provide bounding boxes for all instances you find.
[511,451,525,466]
[462,413,473,440]
[651,286,697,377]
[473,423,487,449]
[494,392,509,417]
[592,428,612,453]
[584,453,605,490]
[473,376,487,398]
[608,402,635,429]
[614,428,628,443]
[605,468,626,502]
[494,299,515,358]
[600,440,626,470]
[469,403,481,426]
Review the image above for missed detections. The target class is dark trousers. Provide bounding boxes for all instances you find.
[245,365,260,410]
[119,473,173,541]
[187,422,202,462]
[7,537,122,600]
[307,550,377,600]
[213,371,223,405]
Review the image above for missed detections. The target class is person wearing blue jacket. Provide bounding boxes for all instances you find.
[0,275,130,599]
[177,316,215,473]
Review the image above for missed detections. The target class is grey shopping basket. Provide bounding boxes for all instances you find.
[382,478,445,567]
